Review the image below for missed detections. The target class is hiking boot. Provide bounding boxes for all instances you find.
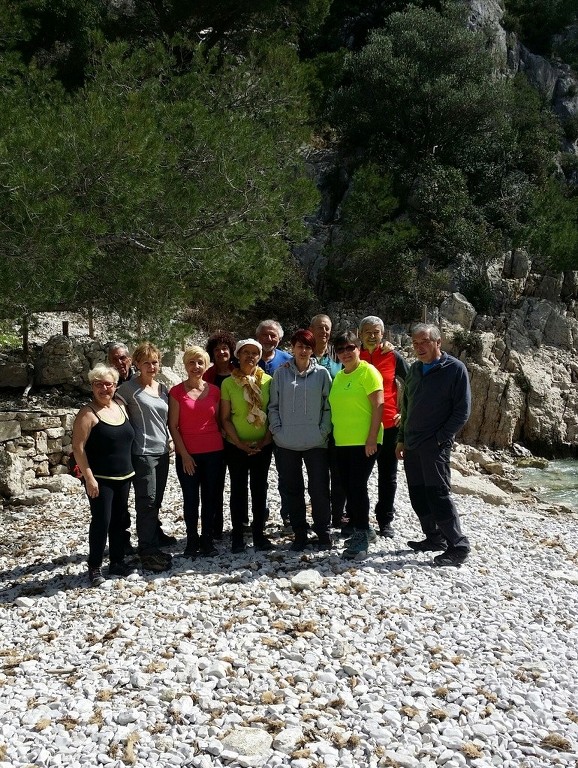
[253,536,275,551]
[290,532,309,552]
[342,529,369,560]
[183,544,198,559]
[124,542,137,557]
[88,567,105,587]
[433,547,469,568]
[109,561,138,577]
[340,525,354,539]
[140,549,172,572]
[200,540,218,557]
[156,530,178,547]
[378,524,394,538]
[314,534,332,551]
[407,538,447,553]
[231,535,246,554]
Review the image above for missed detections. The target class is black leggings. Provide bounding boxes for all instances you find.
[87,477,132,568]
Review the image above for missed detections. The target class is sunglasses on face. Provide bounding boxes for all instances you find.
[335,344,357,354]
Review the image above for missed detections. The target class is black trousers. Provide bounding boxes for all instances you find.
[403,436,469,550]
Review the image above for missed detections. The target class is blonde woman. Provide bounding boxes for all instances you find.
[116,341,174,573]
[72,364,136,586]
[169,346,224,558]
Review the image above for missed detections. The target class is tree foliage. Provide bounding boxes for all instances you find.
[0,0,576,339]
[325,3,568,315]
[0,30,318,338]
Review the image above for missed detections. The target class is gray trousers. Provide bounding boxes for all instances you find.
[403,437,469,550]
[132,453,170,552]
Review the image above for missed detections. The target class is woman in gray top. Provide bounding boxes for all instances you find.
[116,342,175,572]
[268,329,333,552]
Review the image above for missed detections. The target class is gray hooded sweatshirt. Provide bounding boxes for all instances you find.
[268,358,332,451]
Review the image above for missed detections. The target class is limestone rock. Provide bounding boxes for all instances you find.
[440,292,476,332]
[0,450,27,497]
[0,420,21,442]
[271,727,303,754]
[291,570,324,591]
[222,727,273,756]
[451,473,512,505]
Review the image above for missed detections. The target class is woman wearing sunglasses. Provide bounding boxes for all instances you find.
[328,331,384,560]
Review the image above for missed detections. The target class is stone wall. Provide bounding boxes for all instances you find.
[0,336,184,501]
[0,409,78,500]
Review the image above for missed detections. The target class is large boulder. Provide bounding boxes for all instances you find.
[0,450,26,497]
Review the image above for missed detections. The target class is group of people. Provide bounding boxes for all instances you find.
[71,315,472,587]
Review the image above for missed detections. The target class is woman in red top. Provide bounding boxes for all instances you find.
[169,346,223,557]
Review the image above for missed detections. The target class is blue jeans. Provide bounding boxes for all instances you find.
[274,446,331,536]
[403,436,470,550]
[132,453,169,553]
[88,477,132,567]
[175,450,224,547]
[334,445,378,530]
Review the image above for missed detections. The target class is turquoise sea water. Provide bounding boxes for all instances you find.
[516,459,578,511]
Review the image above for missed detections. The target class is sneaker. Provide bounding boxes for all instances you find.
[345,527,377,544]
[156,530,178,547]
[253,536,275,551]
[140,550,172,572]
[290,533,309,552]
[109,561,138,577]
[433,547,469,567]
[342,529,369,560]
[378,524,394,538]
[407,538,447,552]
[88,567,105,586]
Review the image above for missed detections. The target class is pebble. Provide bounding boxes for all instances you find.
[1,466,578,767]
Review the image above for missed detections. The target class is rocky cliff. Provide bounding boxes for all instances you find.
[440,256,577,454]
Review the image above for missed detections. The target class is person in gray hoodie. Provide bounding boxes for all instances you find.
[268,329,333,551]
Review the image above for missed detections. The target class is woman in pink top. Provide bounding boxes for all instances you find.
[169,346,223,558]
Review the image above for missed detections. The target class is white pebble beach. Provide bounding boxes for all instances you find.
[1,463,578,768]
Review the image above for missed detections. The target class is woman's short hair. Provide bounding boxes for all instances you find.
[206,330,236,362]
[333,330,361,350]
[290,329,315,349]
[183,345,210,368]
[88,363,119,384]
[132,341,161,365]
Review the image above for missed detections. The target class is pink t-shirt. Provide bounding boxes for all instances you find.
[169,382,223,454]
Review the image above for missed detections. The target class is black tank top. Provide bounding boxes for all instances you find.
[85,407,135,479]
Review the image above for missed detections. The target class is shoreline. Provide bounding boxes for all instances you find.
[1,462,577,767]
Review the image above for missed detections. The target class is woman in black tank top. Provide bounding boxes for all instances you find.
[72,364,136,586]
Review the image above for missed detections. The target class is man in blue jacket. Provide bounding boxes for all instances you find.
[395,323,471,567]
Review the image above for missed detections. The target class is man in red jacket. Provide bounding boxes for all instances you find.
[359,316,408,538]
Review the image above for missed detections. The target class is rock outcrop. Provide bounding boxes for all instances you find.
[440,261,578,453]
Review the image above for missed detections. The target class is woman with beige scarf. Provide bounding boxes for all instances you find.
[220,339,274,554]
